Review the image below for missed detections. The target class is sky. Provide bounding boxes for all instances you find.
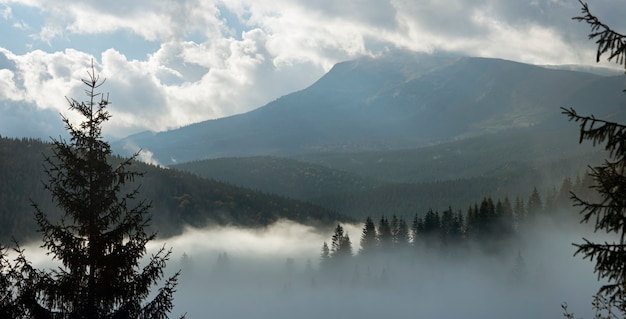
[0,0,625,140]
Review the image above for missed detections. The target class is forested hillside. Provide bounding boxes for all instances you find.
[173,127,603,220]
[0,136,349,243]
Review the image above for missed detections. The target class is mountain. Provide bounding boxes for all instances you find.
[113,51,626,165]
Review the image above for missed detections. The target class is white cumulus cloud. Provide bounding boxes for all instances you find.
[0,0,624,139]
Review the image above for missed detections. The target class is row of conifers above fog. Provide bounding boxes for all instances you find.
[112,51,626,165]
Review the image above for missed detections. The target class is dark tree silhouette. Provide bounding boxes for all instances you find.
[359,216,377,256]
[395,217,410,249]
[24,65,183,318]
[330,224,352,259]
[563,1,626,315]
[377,216,392,250]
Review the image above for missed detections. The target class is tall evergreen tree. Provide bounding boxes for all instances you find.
[499,197,515,237]
[453,210,465,242]
[390,214,399,246]
[422,209,441,248]
[396,217,410,249]
[477,197,495,239]
[465,204,478,239]
[440,207,455,246]
[377,216,392,250]
[330,224,352,259]
[557,176,574,211]
[564,0,626,312]
[411,214,423,248]
[25,66,182,318]
[359,216,377,256]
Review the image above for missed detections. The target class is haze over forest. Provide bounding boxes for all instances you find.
[1,1,626,318]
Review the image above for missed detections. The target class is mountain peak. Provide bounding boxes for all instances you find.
[113,52,626,165]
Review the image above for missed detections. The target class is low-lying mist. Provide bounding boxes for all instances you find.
[16,218,604,319]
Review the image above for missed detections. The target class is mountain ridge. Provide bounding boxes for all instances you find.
[112,51,626,165]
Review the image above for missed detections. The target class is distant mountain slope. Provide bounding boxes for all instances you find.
[113,51,626,165]
[298,125,598,183]
[173,156,382,200]
[0,137,348,243]
[171,128,603,220]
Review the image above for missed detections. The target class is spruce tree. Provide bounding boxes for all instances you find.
[359,216,377,256]
[396,217,410,249]
[330,224,352,259]
[499,197,515,238]
[440,207,455,246]
[411,214,423,248]
[453,210,465,242]
[390,214,399,246]
[377,216,392,250]
[564,0,626,311]
[25,65,182,318]
[557,177,573,210]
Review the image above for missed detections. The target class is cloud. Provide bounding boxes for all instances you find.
[0,4,11,20]
[1,0,625,139]
[120,140,164,167]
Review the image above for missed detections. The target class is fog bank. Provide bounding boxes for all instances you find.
[157,219,602,319]
[12,218,604,319]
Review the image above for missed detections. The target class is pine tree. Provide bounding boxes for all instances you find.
[440,207,455,246]
[557,176,573,210]
[377,216,392,250]
[563,0,626,311]
[411,214,423,248]
[422,209,441,248]
[390,214,399,246]
[453,210,465,242]
[25,65,182,318]
[396,217,410,249]
[359,216,377,256]
[330,224,352,260]
[477,198,495,240]
[499,197,515,237]
[465,205,477,239]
